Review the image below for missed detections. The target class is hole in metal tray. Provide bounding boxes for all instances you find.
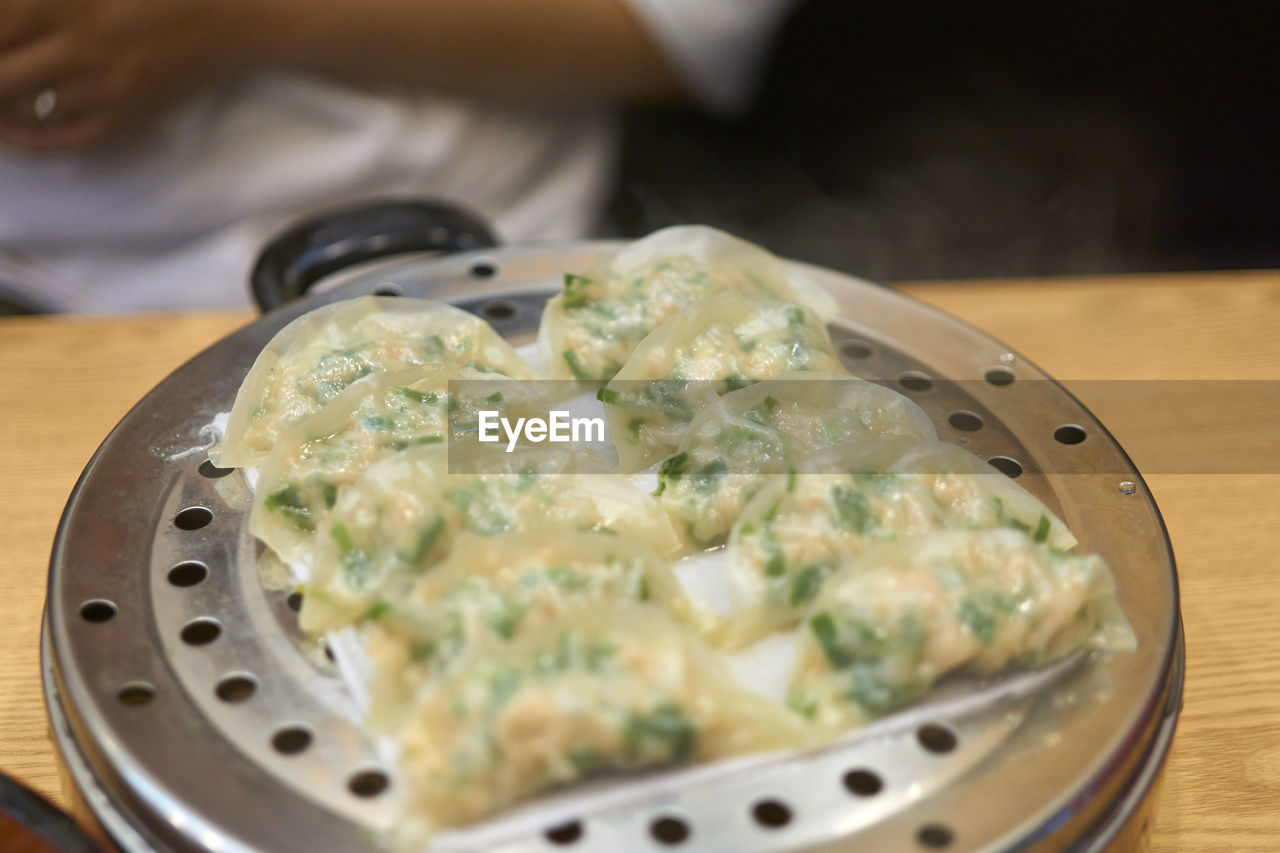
[470,259,499,278]
[840,340,874,361]
[899,371,934,392]
[842,768,883,797]
[168,561,208,588]
[272,726,313,756]
[215,674,257,704]
[118,683,155,706]
[79,600,116,623]
[348,769,389,798]
[544,820,584,845]
[984,367,1016,387]
[481,298,519,322]
[947,411,984,432]
[174,506,213,530]
[198,459,234,479]
[180,618,222,646]
[650,816,691,845]
[1054,424,1087,445]
[987,456,1024,479]
[917,724,958,754]
[751,799,792,829]
[917,823,955,848]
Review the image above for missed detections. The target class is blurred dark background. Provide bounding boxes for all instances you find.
[609,1,1279,281]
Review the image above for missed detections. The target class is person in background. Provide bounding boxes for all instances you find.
[0,0,796,313]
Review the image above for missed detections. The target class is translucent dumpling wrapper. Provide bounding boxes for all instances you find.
[599,293,849,471]
[213,296,537,468]
[393,603,814,836]
[300,444,681,633]
[362,526,707,729]
[654,375,937,547]
[722,439,1078,646]
[788,529,1132,729]
[540,225,838,381]
[250,367,544,564]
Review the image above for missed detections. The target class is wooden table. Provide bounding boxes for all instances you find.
[2,271,1277,850]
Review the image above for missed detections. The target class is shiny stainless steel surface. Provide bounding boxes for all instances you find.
[43,243,1181,852]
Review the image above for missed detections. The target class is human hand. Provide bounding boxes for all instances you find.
[0,0,257,151]
[0,0,684,153]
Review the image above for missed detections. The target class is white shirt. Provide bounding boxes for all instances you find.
[0,0,796,313]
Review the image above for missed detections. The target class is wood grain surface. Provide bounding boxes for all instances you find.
[1,271,1276,849]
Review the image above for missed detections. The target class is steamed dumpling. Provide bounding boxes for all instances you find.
[395,603,813,834]
[250,367,542,564]
[654,375,937,546]
[214,296,536,468]
[300,444,680,632]
[599,293,849,471]
[788,529,1126,728]
[723,440,1077,645]
[541,225,837,381]
[363,525,705,727]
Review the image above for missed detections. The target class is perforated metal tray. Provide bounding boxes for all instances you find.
[43,243,1182,852]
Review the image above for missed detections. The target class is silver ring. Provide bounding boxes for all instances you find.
[33,88,58,123]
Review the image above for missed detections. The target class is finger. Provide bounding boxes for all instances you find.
[0,34,79,102]
[0,90,80,131]
[6,75,103,124]
[0,111,122,152]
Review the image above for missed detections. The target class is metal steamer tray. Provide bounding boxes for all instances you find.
[44,239,1183,853]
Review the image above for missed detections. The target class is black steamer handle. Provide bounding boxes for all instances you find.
[250,199,500,311]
